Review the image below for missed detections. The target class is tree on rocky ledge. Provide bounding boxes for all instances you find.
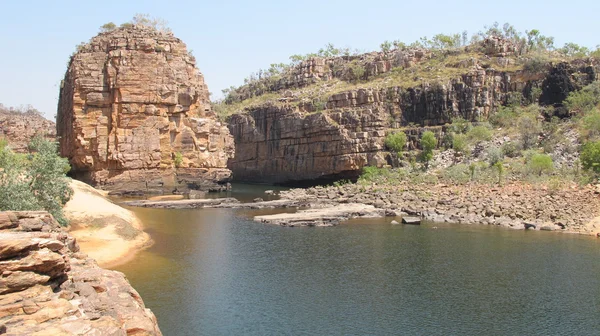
[99,22,116,33]
[420,131,437,169]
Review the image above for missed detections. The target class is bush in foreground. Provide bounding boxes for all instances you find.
[0,137,73,225]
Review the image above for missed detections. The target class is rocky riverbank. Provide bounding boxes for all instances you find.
[120,181,600,233]
[0,211,162,335]
[277,182,600,234]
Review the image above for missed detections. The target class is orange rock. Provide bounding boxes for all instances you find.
[57,25,233,193]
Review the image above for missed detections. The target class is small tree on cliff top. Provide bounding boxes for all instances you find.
[99,22,117,33]
[131,13,171,33]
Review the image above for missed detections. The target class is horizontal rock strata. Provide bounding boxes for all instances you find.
[0,211,162,335]
[57,25,233,193]
[228,57,598,184]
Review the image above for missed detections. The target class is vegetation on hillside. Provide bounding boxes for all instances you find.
[0,103,43,117]
[355,80,600,188]
[214,22,600,120]
[0,137,73,225]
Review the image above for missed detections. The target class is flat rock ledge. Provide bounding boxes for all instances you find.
[122,198,308,210]
[254,203,386,227]
[0,211,162,335]
[120,197,388,227]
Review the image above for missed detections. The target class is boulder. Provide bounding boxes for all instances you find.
[402,216,421,225]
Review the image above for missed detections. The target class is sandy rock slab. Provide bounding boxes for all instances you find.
[0,211,162,335]
[122,197,240,209]
[254,203,385,227]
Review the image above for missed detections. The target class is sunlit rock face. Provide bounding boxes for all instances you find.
[57,25,234,193]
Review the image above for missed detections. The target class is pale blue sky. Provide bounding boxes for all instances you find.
[1,0,599,119]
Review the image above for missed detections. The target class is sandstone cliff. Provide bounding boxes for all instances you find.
[226,40,599,184]
[0,111,56,153]
[57,25,234,193]
[0,211,162,335]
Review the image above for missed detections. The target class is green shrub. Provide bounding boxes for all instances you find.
[380,40,392,53]
[174,152,183,167]
[358,166,408,184]
[519,114,541,149]
[450,117,472,134]
[486,146,504,166]
[452,133,468,154]
[442,164,471,184]
[100,22,117,33]
[348,61,366,82]
[501,141,521,158]
[523,53,550,74]
[581,140,600,174]
[0,137,73,226]
[493,161,505,185]
[384,132,407,153]
[420,131,438,167]
[565,81,600,114]
[506,92,523,107]
[489,106,518,128]
[528,153,554,175]
[467,125,492,142]
[580,109,600,139]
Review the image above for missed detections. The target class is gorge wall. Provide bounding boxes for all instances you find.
[57,25,234,194]
[0,211,162,335]
[227,49,598,184]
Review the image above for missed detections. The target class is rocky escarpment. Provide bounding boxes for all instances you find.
[227,47,598,184]
[57,25,234,194]
[0,112,56,153]
[0,211,162,335]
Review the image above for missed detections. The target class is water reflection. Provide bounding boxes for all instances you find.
[116,205,600,335]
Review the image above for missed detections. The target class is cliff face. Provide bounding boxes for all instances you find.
[57,25,234,193]
[228,59,598,184]
[229,105,388,183]
[0,112,56,153]
[0,211,162,335]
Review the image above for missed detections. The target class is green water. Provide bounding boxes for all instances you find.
[115,191,600,335]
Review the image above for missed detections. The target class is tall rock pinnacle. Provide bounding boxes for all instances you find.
[57,24,234,193]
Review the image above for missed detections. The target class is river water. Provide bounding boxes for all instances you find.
[115,185,600,335]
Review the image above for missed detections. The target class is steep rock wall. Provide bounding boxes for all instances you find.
[57,26,234,193]
[228,62,598,184]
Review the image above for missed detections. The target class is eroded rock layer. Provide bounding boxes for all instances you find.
[228,61,598,184]
[57,25,234,193]
[0,211,162,335]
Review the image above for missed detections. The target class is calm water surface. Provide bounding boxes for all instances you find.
[115,187,600,335]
